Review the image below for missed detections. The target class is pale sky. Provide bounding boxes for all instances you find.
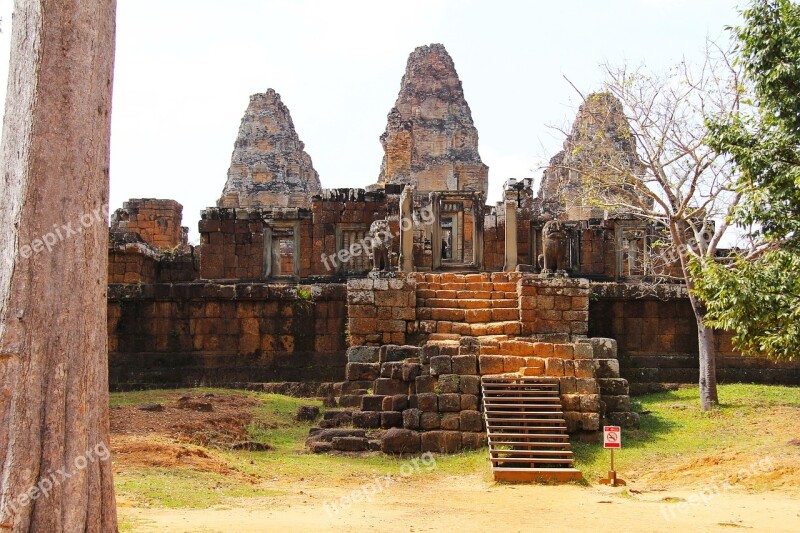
[0,0,742,242]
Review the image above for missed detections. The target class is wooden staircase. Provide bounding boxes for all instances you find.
[482,377,583,482]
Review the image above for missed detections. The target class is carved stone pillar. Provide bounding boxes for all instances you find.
[430,193,442,270]
[399,185,414,271]
[504,200,518,272]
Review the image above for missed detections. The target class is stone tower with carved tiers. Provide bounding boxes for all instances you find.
[376,43,488,193]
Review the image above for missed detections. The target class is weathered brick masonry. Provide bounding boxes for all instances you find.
[108,282,347,390]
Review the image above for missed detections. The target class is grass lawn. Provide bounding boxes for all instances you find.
[111,383,800,514]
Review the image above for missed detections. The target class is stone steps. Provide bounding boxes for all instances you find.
[419,320,524,337]
[419,298,519,309]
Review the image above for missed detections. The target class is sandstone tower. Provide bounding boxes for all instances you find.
[377,43,488,193]
[218,89,321,208]
[539,92,646,219]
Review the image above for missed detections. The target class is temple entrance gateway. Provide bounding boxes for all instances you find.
[429,191,484,270]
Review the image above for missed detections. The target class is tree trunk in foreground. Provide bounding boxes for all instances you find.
[689,295,719,411]
[0,0,117,531]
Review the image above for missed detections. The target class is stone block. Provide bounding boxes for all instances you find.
[402,363,422,382]
[380,344,421,362]
[337,395,362,408]
[459,375,480,395]
[503,356,526,373]
[451,355,478,375]
[380,362,403,379]
[573,359,595,378]
[438,393,461,412]
[581,412,600,431]
[402,408,422,430]
[417,392,438,412]
[420,344,439,364]
[580,394,601,413]
[438,374,461,393]
[459,410,483,432]
[351,411,380,429]
[458,337,481,355]
[374,378,409,396]
[331,436,369,452]
[573,343,594,360]
[381,428,421,454]
[360,395,386,412]
[381,396,393,411]
[598,378,629,396]
[589,337,618,359]
[593,359,620,379]
[461,432,487,450]
[560,376,577,394]
[561,394,581,412]
[429,355,452,376]
[380,411,403,429]
[421,431,461,453]
[544,358,565,376]
[415,375,435,394]
[347,345,380,363]
[421,411,441,430]
[479,355,505,375]
[391,394,409,411]
[552,344,574,359]
[602,395,631,413]
[460,394,479,411]
[576,378,599,395]
[346,362,379,381]
[441,412,460,431]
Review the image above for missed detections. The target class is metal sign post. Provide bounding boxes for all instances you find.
[599,425,626,487]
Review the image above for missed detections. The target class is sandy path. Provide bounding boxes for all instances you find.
[119,473,800,532]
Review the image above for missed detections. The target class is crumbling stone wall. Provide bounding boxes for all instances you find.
[107,282,347,389]
[590,283,800,389]
[110,198,187,249]
[198,207,313,280]
[518,277,589,336]
[108,243,158,284]
[310,189,389,276]
[347,274,416,346]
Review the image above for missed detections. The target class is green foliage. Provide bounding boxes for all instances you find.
[692,251,800,360]
[697,0,800,361]
[296,285,313,301]
[707,0,800,244]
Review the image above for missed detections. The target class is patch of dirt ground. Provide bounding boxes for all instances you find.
[110,392,258,475]
[119,473,800,533]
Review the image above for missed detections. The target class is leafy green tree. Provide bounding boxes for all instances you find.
[694,0,800,362]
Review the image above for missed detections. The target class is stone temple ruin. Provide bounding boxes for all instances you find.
[108,44,800,480]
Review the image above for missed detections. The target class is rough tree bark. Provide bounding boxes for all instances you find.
[0,0,117,531]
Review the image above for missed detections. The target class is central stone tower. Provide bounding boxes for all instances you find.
[376,43,488,193]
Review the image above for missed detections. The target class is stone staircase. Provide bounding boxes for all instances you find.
[416,273,523,337]
[482,377,582,482]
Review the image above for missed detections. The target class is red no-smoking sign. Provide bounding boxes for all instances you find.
[604,426,621,449]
